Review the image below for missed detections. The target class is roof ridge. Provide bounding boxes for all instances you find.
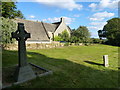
[15,18,42,23]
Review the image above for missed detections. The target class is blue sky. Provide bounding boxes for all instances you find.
[16,0,118,38]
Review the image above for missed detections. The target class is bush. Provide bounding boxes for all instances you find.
[71,26,91,43]
[75,42,79,45]
[54,36,63,41]
[70,36,80,43]
[64,42,69,46]
[84,43,90,46]
[60,30,70,42]
[54,30,70,42]
[1,17,17,47]
[91,38,102,44]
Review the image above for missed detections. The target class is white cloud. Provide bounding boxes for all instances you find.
[73,14,80,17]
[89,0,119,11]
[42,17,60,22]
[89,17,104,21]
[29,15,35,18]
[34,0,83,11]
[89,21,107,31]
[64,17,75,24]
[88,26,103,31]
[89,3,97,8]
[89,11,115,21]
[42,17,75,25]
[91,32,99,38]
[88,26,98,30]
[99,0,119,9]
[90,22,107,26]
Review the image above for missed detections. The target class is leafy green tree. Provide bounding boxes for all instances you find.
[54,36,63,41]
[71,26,91,43]
[60,30,70,42]
[2,0,25,19]
[91,38,102,44]
[1,17,17,47]
[70,36,80,43]
[54,30,70,42]
[102,18,120,46]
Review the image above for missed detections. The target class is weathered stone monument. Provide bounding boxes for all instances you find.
[2,22,53,89]
[11,23,36,82]
[103,55,109,67]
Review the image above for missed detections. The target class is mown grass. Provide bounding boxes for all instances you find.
[2,44,119,88]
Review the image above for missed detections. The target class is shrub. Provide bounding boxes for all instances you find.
[84,43,89,46]
[64,42,69,46]
[60,30,70,42]
[91,38,102,44]
[54,36,63,41]
[75,42,79,45]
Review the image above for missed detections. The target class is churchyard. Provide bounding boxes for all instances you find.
[1,1,119,89]
[2,44,118,88]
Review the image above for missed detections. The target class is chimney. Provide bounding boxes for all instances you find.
[60,17,65,23]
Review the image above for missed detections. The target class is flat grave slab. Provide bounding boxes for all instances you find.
[2,63,52,89]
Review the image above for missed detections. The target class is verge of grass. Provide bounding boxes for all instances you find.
[2,44,119,88]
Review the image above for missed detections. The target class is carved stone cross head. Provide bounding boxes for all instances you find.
[12,23,30,41]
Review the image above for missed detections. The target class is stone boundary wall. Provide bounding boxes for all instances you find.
[4,42,65,50]
[3,42,87,50]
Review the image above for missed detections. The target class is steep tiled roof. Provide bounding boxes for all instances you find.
[13,18,71,41]
[52,22,61,30]
[42,22,57,32]
[14,18,50,41]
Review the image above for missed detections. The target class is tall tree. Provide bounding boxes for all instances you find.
[71,26,91,43]
[2,0,25,19]
[102,18,120,46]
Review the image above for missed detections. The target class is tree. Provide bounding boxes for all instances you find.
[1,17,17,47]
[91,38,103,44]
[100,18,120,46]
[59,30,70,42]
[54,36,63,41]
[70,36,80,43]
[2,0,25,19]
[71,26,91,43]
[98,30,106,40]
[54,30,70,42]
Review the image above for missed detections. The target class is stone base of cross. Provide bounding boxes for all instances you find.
[14,65,36,82]
[12,23,36,82]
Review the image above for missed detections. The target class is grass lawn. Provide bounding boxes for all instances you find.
[2,44,119,88]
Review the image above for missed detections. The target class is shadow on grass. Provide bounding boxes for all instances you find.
[84,61,103,66]
[2,50,119,88]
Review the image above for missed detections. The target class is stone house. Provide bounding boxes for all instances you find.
[14,17,71,43]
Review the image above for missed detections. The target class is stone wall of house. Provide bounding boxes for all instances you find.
[4,42,65,50]
[54,18,71,36]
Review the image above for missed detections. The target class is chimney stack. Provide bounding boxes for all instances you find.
[60,17,65,23]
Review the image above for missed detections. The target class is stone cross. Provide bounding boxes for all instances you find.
[12,23,30,67]
[11,23,36,82]
[103,55,109,67]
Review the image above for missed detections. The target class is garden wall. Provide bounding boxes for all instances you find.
[4,42,65,50]
[4,41,86,50]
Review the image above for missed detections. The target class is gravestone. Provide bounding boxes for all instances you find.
[11,23,36,82]
[103,55,109,67]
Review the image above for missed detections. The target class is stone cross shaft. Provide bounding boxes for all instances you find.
[12,23,30,67]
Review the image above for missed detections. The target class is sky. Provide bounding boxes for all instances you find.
[16,0,119,38]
